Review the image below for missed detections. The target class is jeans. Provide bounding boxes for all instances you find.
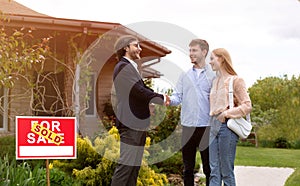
[182,126,211,186]
[209,117,239,186]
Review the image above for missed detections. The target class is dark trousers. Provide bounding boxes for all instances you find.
[111,128,146,186]
[182,126,211,186]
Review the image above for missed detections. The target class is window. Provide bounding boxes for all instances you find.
[33,72,65,116]
[86,74,96,116]
[0,86,3,129]
[0,87,8,132]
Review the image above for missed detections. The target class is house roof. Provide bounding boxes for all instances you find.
[0,0,171,58]
[0,0,48,17]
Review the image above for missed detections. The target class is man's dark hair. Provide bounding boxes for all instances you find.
[114,35,138,61]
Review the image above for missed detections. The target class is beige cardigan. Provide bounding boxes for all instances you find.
[210,75,252,118]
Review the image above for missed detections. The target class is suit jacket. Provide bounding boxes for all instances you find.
[113,57,164,130]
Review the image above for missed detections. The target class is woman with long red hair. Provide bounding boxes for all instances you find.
[208,48,252,186]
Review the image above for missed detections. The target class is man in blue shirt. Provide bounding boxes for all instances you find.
[169,39,215,186]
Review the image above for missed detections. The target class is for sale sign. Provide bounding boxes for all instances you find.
[16,116,77,159]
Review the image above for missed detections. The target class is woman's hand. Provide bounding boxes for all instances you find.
[217,111,227,123]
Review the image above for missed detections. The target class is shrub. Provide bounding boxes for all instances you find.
[0,135,15,161]
[53,137,102,174]
[151,151,184,176]
[259,140,275,148]
[274,137,291,148]
[137,164,168,186]
[290,140,300,149]
[0,154,80,185]
[54,127,169,185]
[148,105,180,144]
[0,154,46,185]
[71,129,119,186]
[238,140,256,147]
[72,157,116,186]
[49,166,81,186]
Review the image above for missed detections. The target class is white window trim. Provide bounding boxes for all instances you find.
[0,88,8,132]
[86,73,96,117]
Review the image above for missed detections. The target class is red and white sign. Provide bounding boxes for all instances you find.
[16,116,77,159]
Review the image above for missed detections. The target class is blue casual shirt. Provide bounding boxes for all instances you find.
[170,64,215,127]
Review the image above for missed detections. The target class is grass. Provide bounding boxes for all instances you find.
[2,135,300,185]
[235,146,300,186]
[196,146,300,186]
[235,146,300,168]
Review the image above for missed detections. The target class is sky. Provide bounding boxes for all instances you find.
[15,0,300,88]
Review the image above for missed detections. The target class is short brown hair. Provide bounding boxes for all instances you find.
[189,39,209,57]
[114,35,138,61]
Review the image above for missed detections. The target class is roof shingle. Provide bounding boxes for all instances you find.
[0,0,48,17]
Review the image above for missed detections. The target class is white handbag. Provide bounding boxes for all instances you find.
[227,77,252,139]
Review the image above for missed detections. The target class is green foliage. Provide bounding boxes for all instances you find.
[249,75,300,147]
[0,154,46,186]
[54,136,116,186]
[0,26,50,88]
[259,140,275,148]
[0,15,93,117]
[235,146,300,186]
[249,76,286,111]
[102,102,116,123]
[274,137,291,149]
[148,105,180,143]
[151,151,183,176]
[72,157,116,186]
[49,167,80,186]
[94,127,120,160]
[235,146,300,168]
[0,154,79,186]
[54,127,169,185]
[290,140,300,149]
[144,78,154,88]
[237,140,256,147]
[53,137,102,174]
[70,128,119,185]
[0,135,45,170]
[285,168,300,186]
[0,135,15,160]
[145,98,182,166]
[147,104,182,159]
[137,165,168,186]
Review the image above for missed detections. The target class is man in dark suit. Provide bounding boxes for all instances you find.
[111,35,168,186]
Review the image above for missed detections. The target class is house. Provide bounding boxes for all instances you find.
[0,0,171,137]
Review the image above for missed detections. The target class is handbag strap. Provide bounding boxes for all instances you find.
[228,77,234,109]
[228,76,251,122]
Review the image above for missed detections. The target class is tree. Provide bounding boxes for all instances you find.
[0,15,91,119]
[0,27,49,88]
[249,76,286,111]
[249,75,300,145]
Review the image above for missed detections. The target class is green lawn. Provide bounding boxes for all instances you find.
[235,146,300,186]
[236,146,300,167]
[196,146,300,186]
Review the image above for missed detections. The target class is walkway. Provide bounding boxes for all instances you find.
[235,166,295,186]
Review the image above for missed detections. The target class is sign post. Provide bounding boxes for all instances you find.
[16,116,77,185]
[46,159,50,186]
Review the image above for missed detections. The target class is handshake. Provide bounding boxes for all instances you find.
[149,94,171,116]
[164,94,171,106]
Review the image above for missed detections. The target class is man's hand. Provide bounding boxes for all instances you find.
[149,103,156,116]
[164,94,170,106]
